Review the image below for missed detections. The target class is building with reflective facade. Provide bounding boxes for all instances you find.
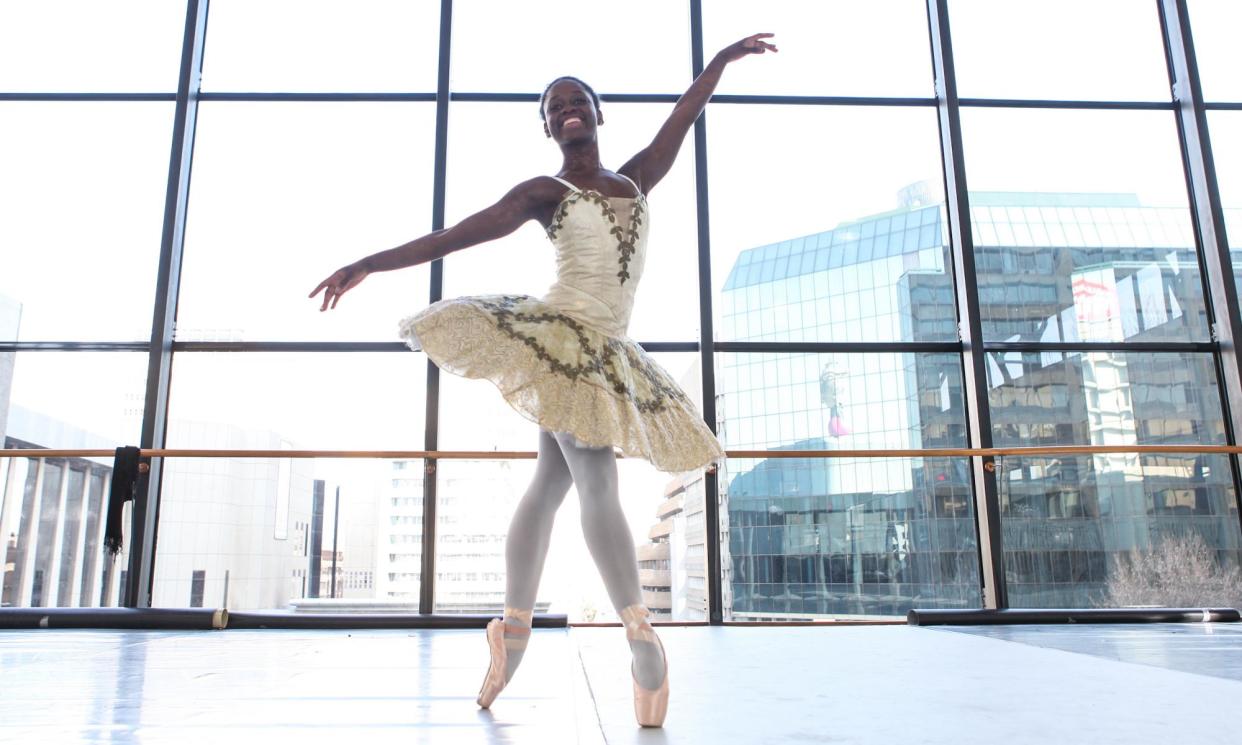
[719,191,1242,617]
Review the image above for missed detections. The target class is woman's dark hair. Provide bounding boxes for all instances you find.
[539,76,600,121]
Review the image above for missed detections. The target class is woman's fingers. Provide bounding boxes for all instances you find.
[743,33,777,53]
[331,281,355,309]
[313,265,366,311]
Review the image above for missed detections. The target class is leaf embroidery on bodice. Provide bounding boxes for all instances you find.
[546,190,646,285]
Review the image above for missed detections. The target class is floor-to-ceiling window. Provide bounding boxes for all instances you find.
[2,0,1239,619]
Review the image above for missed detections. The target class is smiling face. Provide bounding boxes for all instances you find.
[542,79,602,144]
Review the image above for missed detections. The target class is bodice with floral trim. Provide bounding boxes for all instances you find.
[541,176,648,337]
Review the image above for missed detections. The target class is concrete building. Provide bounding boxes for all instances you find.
[0,406,376,612]
[1,406,121,608]
[383,458,551,614]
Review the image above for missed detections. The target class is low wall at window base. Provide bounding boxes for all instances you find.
[0,608,569,631]
[0,607,228,630]
[906,607,1241,625]
[224,612,567,630]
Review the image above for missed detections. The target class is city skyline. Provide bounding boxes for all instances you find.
[6,187,1242,618]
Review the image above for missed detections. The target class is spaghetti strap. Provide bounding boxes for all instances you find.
[617,172,643,198]
[547,175,579,192]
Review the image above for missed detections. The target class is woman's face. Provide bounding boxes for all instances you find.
[543,80,601,144]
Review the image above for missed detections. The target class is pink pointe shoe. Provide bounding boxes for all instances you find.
[621,605,669,728]
[476,618,529,708]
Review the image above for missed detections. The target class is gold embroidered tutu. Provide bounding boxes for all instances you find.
[399,293,722,472]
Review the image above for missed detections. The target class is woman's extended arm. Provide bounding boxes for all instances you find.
[619,33,776,193]
[309,178,556,311]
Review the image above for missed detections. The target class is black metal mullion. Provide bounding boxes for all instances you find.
[419,0,453,617]
[958,97,1174,110]
[173,341,407,353]
[0,93,177,102]
[198,92,436,102]
[984,341,1216,354]
[129,0,209,608]
[690,94,935,107]
[716,341,960,354]
[0,342,150,352]
[1158,0,1242,534]
[169,340,700,354]
[687,0,724,626]
[926,0,1007,610]
[448,92,935,107]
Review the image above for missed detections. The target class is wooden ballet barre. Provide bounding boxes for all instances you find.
[3,445,1242,460]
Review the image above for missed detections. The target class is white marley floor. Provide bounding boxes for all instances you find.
[1,622,1240,745]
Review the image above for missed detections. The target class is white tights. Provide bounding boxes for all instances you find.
[500,430,665,689]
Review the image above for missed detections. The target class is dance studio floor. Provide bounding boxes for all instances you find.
[2,622,1240,744]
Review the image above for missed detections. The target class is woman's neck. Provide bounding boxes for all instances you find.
[559,140,603,176]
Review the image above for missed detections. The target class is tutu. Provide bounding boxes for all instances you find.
[399,175,723,473]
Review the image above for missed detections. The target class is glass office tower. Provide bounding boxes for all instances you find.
[718,191,1242,617]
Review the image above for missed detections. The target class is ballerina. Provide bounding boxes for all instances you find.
[311,32,776,728]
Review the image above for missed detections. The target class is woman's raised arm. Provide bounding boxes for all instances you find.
[309,177,560,311]
[619,33,776,194]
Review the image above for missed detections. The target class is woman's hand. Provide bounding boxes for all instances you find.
[309,261,370,311]
[716,33,777,65]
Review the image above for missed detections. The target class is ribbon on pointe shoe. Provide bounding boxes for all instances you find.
[502,606,533,651]
[619,604,659,644]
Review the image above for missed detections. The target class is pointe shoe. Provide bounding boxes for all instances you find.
[476,617,531,708]
[477,609,533,709]
[621,605,669,728]
[476,618,507,708]
[632,635,669,727]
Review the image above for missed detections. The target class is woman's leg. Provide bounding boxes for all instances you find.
[551,432,666,690]
[500,429,574,681]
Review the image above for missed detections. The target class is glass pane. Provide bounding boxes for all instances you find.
[717,352,966,453]
[950,0,1171,101]
[154,456,407,610]
[442,103,699,341]
[997,453,1241,609]
[987,352,1225,448]
[1188,0,1242,102]
[433,456,706,623]
[162,352,427,612]
[3,350,132,608]
[723,455,981,619]
[437,352,707,621]
[717,352,973,620]
[709,105,949,343]
[1208,113,1242,296]
[3,352,147,449]
[0,456,112,609]
[704,0,933,97]
[202,0,440,92]
[961,109,1205,342]
[0,103,173,342]
[167,352,425,451]
[178,103,435,342]
[451,0,689,93]
[0,0,184,92]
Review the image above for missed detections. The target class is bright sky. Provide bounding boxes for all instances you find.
[2,0,1240,617]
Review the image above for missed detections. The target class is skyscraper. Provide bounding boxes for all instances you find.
[714,191,1242,618]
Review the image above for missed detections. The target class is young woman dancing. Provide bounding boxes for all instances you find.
[311,33,776,728]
